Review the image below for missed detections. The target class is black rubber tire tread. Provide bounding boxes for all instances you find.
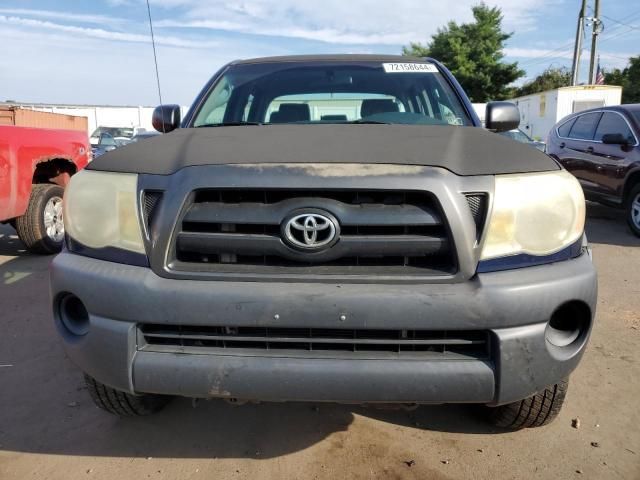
[486,379,568,429]
[14,183,65,254]
[84,374,171,416]
[626,183,640,237]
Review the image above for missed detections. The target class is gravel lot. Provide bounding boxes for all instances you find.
[1,202,639,480]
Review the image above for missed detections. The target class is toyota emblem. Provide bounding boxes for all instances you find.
[282,211,339,250]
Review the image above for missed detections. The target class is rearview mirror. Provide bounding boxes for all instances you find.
[601,133,629,145]
[485,102,520,133]
[152,104,181,133]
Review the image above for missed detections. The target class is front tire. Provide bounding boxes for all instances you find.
[15,184,65,254]
[84,374,172,416]
[626,184,640,237]
[485,379,568,429]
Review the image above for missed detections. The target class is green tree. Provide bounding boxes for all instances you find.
[403,4,524,102]
[604,55,640,103]
[515,67,571,97]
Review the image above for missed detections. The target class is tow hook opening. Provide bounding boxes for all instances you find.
[545,301,591,349]
[57,293,90,336]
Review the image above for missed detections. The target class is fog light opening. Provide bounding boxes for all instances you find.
[59,294,90,336]
[546,301,590,348]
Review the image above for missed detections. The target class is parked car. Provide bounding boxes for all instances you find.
[0,124,90,253]
[547,104,640,236]
[130,131,160,142]
[89,126,146,146]
[90,132,131,158]
[53,55,596,429]
[500,128,546,152]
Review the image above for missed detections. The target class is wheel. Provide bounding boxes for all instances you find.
[484,379,568,429]
[626,184,640,237]
[14,184,65,254]
[84,374,171,416]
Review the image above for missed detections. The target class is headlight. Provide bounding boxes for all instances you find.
[64,170,145,254]
[480,170,585,261]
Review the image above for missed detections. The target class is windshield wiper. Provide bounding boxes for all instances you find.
[348,119,391,124]
[195,122,263,128]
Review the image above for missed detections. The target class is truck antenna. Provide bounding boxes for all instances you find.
[146,0,165,132]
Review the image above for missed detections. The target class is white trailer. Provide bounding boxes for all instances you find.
[509,85,622,141]
[0,102,189,137]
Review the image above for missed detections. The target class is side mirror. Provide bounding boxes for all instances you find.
[152,104,181,133]
[485,101,520,133]
[601,133,628,145]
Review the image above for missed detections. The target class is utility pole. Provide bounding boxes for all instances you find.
[588,0,602,84]
[571,0,587,86]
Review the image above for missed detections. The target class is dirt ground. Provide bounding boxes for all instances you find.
[0,203,639,480]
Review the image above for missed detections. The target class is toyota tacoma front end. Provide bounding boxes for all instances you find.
[51,55,597,428]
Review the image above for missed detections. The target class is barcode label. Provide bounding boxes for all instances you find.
[383,63,438,73]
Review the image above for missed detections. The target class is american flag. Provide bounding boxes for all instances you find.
[595,59,605,85]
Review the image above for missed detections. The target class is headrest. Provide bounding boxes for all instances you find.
[321,114,348,121]
[360,99,399,117]
[269,103,311,123]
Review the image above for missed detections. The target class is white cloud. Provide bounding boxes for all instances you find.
[0,25,229,105]
[155,19,423,45]
[505,47,634,70]
[153,0,557,45]
[505,47,574,59]
[5,0,627,105]
[0,15,219,49]
[0,8,126,26]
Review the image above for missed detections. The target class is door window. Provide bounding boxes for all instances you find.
[557,118,575,137]
[568,112,601,140]
[594,112,636,144]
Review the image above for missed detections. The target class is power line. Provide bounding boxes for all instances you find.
[600,14,640,31]
[518,46,576,69]
[517,42,577,68]
[604,53,633,62]
[146,0,164,128]
[599,23,640,43]
[515,9,640,71]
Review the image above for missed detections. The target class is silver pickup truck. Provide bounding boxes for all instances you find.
[52,55,596,429]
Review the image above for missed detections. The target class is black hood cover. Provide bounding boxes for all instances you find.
[88,124,558,176]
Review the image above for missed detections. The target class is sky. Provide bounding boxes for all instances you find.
[0,0,638,106]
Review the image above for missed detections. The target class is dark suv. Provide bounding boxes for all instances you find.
[547,104,640,236]
[53,55,597,429]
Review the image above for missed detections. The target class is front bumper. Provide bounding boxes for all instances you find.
[51,251,597,406]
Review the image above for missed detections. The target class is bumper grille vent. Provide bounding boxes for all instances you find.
[465,193,488,240]
[142,191,163,230]
[140,324,490,359]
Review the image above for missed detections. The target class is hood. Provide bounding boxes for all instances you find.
[88,124,559,176]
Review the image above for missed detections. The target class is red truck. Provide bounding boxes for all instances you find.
[0,107,90,253]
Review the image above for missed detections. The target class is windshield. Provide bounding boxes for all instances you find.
[502,129,533,143]
[90,127,135,139]
[131,133,159,142]
[192,61,472,127]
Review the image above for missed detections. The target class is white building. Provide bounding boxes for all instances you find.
[511,85,622,141]
[473,85,622,141]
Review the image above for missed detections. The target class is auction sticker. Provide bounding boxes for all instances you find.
[383,63,438,73]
